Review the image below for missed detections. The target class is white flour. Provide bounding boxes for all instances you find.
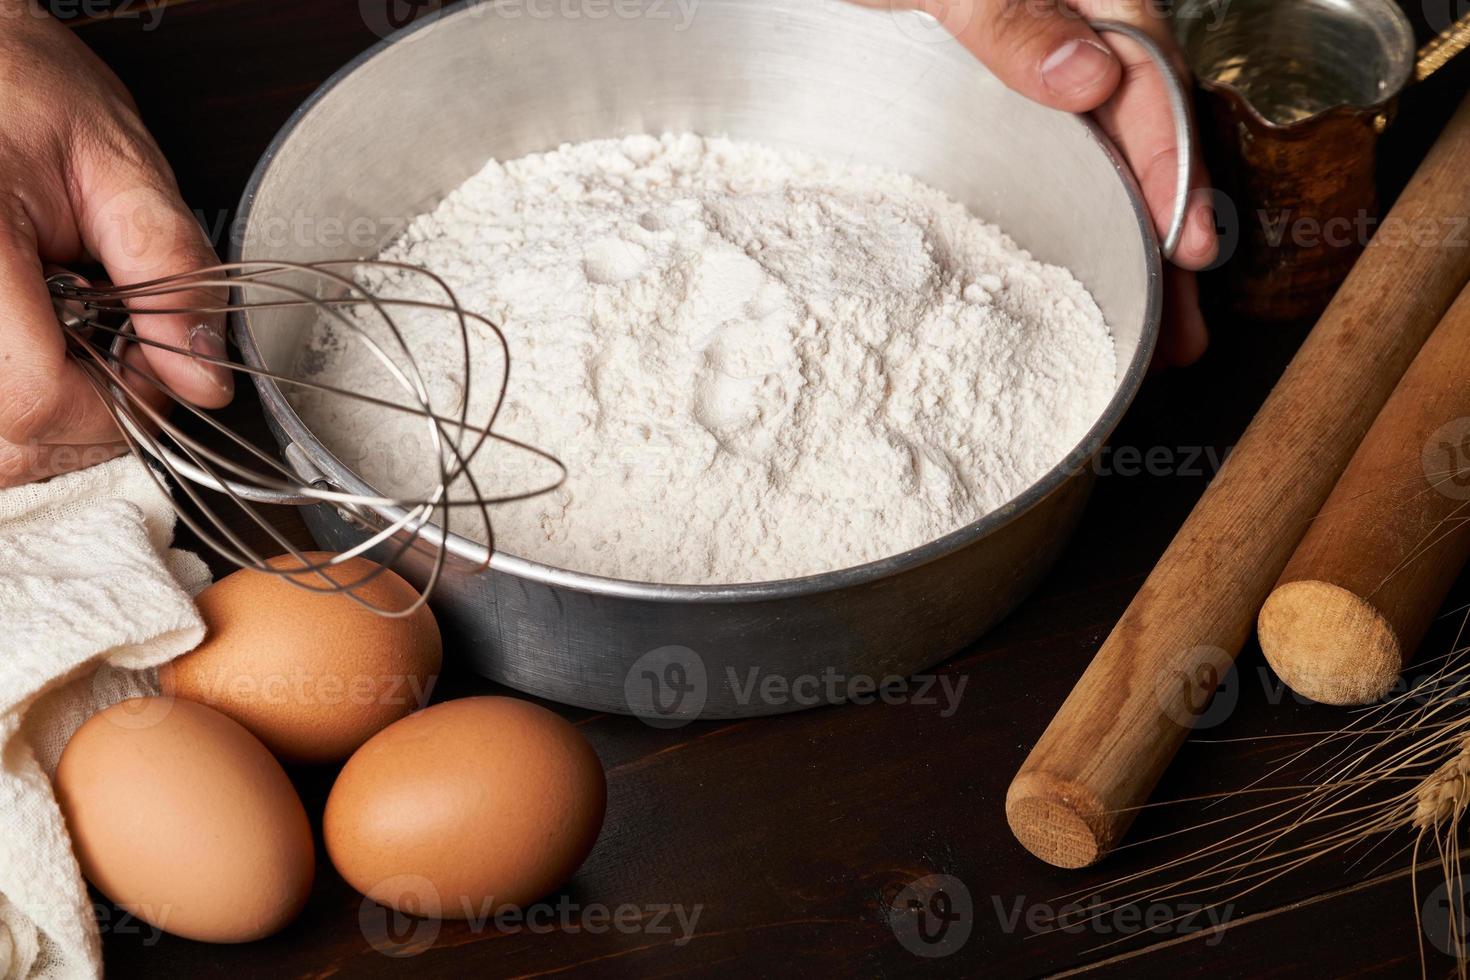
[294,134,1115,585]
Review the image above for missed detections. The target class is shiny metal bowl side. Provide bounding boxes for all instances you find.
[231,0,1161,718]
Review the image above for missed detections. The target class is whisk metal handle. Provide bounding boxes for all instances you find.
[116,409,327,507]
[99,323,327,506]
[1090,19,1194,261]
[130,437,328,507]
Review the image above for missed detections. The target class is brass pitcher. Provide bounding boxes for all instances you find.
[1176,0,1470,321]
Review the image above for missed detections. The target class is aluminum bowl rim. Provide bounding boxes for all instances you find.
[229,0,1162,604]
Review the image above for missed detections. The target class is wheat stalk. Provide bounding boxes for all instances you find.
[1414,738,1470,831]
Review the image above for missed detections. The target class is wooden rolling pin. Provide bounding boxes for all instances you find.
[1258,281,1470,705]
[1006,92,1470,870]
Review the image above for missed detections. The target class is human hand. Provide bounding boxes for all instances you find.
[876,0,1219,366]
[0,5,231,487]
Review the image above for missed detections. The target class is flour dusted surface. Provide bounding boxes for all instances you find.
[295,134,1116,585]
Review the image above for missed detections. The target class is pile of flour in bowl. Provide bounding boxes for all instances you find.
[294,133,1116,585]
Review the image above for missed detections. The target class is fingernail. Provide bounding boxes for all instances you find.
[1041,38,1115,98]
[188,322,232,393]
[1198,204,1217,235]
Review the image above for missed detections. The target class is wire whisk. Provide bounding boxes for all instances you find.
[48,261,566,617]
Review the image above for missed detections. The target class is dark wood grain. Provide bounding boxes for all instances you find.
[55,1,1470,977]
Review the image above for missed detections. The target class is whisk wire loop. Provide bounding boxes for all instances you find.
[49,261,564,617]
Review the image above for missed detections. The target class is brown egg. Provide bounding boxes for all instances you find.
[54,697,315,943]
[160,552,442,765]
[324,697,606,918]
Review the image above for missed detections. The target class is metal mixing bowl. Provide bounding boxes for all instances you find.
[231,0,1165,718]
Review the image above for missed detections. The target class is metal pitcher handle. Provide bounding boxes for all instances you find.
[1090,19,1193,261]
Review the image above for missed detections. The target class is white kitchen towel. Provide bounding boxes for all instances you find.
[0,456,209,980]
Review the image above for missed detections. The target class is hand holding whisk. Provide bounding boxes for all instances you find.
[48,261,566,617]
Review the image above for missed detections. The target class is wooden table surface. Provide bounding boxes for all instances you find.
[61,1,1470,976]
